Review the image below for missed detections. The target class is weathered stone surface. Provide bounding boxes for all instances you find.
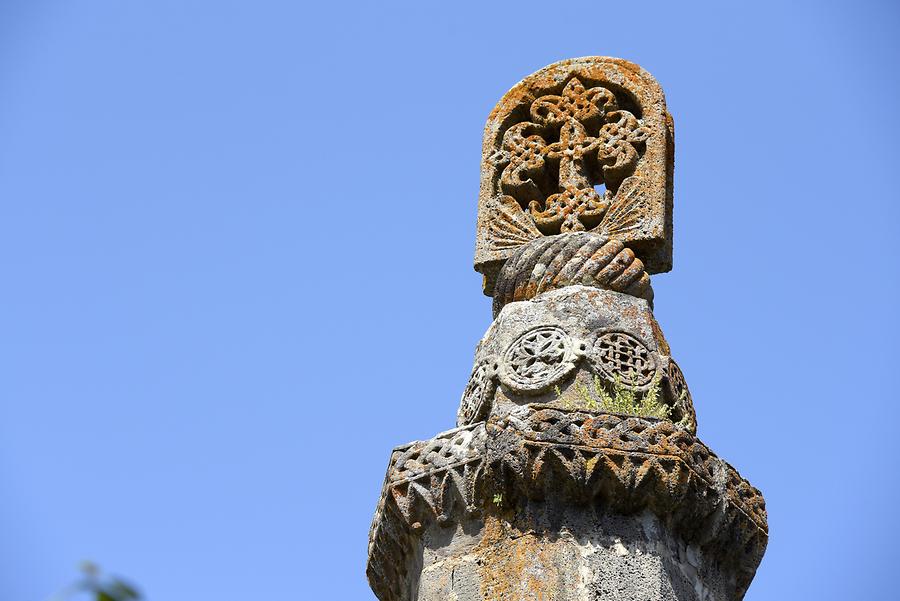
[367,408,767,601]
[458,287,696,433]
[368,57,766,601]
[492,232,654,317]
[415,511,739,601]
[475,57,674,296]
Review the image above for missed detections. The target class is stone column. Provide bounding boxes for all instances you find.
[367,57,767,601]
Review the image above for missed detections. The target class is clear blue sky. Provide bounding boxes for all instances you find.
[1,1,898,599]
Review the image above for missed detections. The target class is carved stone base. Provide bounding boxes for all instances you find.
[417,507,739,601]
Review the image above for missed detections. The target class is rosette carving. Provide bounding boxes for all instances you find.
[498,325,583,394]
[666,358,697,433]
[588,330,658,389]
[456,360,497,427]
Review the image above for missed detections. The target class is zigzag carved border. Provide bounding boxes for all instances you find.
[367,408,767,601]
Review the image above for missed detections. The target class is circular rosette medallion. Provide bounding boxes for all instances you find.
[499,326,581,394]
[457,360,496,426]
[666,358,697,433]
[588,331,657,389]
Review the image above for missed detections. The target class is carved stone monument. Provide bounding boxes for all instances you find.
[367,57,767,601]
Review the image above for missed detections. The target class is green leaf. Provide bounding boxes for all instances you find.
[108,579,141,600]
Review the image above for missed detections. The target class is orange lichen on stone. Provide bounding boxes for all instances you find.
[367,57,767,601]
[475,57,674,297]
[475,517,565,601]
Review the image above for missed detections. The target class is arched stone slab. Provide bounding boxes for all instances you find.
[475,57,674,295]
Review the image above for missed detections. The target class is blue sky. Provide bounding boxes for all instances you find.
[1,1,898,599]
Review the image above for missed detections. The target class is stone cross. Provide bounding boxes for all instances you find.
[476,58,673,297]
[490,76,652,236]
[367,57,767,601]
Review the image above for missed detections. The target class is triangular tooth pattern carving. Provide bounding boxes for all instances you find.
[367,407,767,601]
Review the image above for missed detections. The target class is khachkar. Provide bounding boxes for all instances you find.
[367,57,767,601]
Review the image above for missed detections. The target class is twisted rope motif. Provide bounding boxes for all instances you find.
[493,232,653,314]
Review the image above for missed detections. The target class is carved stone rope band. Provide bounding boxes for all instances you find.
[492,231,653,315]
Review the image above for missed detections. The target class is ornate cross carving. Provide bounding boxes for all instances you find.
[488,77,650,234]
[532,118,606,232]
[476,57,675,294]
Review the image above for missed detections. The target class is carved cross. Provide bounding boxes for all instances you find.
[546,119,599,194]
[487,76,651,236]
[530,118,606,233]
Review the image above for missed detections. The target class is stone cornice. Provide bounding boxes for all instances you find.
[367,407,767,601]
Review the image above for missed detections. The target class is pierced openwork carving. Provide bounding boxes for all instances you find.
[476,58,674,295]
[488,77,649,235]
[588,331,657,388]
[457,360,497,426]
[499,326,582,393]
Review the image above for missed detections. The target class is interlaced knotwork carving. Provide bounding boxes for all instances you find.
[597,110,651,182]
[456,360,496,427]
[499,325,581,393]
[531,119,608,233]
[491,123,547,204]
[476,58,674,293]
[511,407,693,454]
[488,77,649,235]
[388,426,484,483]
[588,331,657,388]
[368,407,767,601]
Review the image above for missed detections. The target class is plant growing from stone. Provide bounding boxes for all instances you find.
[570,374,672,420]
[367,57,768,600]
